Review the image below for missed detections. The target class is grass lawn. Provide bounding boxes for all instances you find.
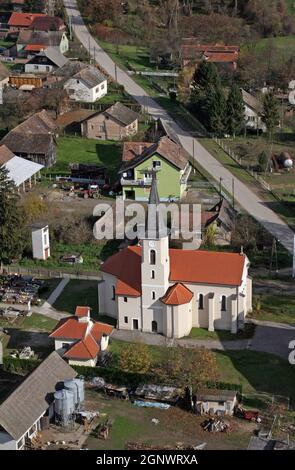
[0,39,15,48]
[185,324,255,341]
[52,136,122,183]
[20,313,58,332]
[97,41,154,72]
[53,279,98,314]
[250,294,295,325]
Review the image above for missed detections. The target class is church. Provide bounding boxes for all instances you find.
[98,176,252,338]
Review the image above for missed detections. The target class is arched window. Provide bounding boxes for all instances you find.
[152,291,156,300]
[198,294,204,310]
[111,286,115,300]
[221,295,227,311]
[151,270,155,279]
[150,249,156,265]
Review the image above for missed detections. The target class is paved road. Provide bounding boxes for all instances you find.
[63,0,295,254]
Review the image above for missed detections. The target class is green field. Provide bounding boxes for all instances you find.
[250,293,295,325]
[52,137,122,182]
[20,313,58,332]
[186,324,255,341]
[53,279,98,314]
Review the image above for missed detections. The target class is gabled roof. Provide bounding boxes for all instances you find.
[101,246,247,297]
[17,30,65,47]
[27,46,68,68]
[91,322,114,341]
[49,317,88,339]
[161,283,193,306]
[204,51,238,63]
[71,66,106,89]
[122,142,154,162]
[8,12,45,27]
[120,136,189,173]
[3,155,44,187]
[241,89,263,114]
[29,15,65,32]
[0,144,14,165]
[0,352,76,441]
[104,102,139,126]
[63,334,99,360]
[0,110,56,155]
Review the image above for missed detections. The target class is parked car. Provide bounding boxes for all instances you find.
[60,254,84,264]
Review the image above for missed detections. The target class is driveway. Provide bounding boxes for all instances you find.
[63,0,295,254]
[250,324,295,360]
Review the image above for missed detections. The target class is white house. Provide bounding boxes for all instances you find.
[31,223,50,260]
[50,306,113,367]
[0,352,76,450]
[64,66,107,103]
[242,89,266,133]
[99,175,252,339]
[25,47,68,74]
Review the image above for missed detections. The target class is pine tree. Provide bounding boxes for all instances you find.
[206,83,226,135]
[262,92,279,137]
[226,85,245,137]
[190,62,221,121]
[0,167,25,268]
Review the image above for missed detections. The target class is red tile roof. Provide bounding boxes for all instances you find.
[8,12,45,27]
[75,306,90,317]
[101,246,246,297]
[122,142,154,162]
[24,44,44,52]
[204,51,238,63]
[49,317,88,340]
[91,322,114,341]
[64,334,99,360]
[161,283,193,306]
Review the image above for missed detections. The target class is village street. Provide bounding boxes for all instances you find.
[63,0,295,255]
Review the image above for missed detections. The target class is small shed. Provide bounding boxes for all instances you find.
[196,389,238,416]
[31,223,50,260]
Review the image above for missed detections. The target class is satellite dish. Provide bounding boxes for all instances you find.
[289,89,295,105]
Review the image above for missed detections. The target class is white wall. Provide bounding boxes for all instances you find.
[98,273,118,319]
[68,358,97,367]
[64,79,107,103]
[25,63,55,74]
[117,295,141,330]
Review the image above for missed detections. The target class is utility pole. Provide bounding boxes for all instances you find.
[114,63,118,82]
[219,177,223,198]
[232,178,235,211]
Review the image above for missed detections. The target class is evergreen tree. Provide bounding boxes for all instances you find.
[226,85,245,137]
[206,83,226,135]
[0,167,25,268]
[190,62,221,122]
[262,92,279,137]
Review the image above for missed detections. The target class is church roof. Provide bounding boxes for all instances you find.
[101,246,247,297]
[161,283,193,305]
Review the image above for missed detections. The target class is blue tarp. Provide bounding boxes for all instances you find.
[133,400,170,410]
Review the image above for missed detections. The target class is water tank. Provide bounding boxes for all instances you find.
[54,389,75,425]
[64,379,85,409]
[101,335,109,352]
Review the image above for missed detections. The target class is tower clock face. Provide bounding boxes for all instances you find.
[149,241,155,248]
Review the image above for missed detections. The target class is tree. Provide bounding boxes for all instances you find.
[262,92,279,137]
[156,347,219,390]
[0,167,25,268]
[226,84,245,137]
[206,83,226,135]
[119,342,151,374]
[22,194,47,223]
[191,61,220,96]
[204,223,216,246]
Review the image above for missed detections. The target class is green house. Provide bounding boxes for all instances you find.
[120,136,191,201]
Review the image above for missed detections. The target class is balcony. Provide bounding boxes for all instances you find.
[121,177,152,187]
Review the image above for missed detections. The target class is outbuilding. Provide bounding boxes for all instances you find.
[196,389,238,416]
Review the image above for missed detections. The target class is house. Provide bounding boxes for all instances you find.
[31,223,50,260]
[0,144,43,190]
[241,89,266,133]
[0,109,57,167]
[28,15,66,32]
[119,136,191,201]
[146,118,181,145]
[50,306,114,367]
[81,102,139,140]
[8,12,45,33]
[98,175,252,338]
[25,46,68,74]
[0,351,77,450]
[17,30,69,57]
[64,65,107,103]
[181,39,239,72]
[196,389,238,416]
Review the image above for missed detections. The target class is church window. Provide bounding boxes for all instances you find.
[221,295,227,311]
[198,294,204,310]
[150,250,156,265]
[151,270,155,279]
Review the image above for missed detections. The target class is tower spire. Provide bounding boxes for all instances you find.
[146,169,167,239]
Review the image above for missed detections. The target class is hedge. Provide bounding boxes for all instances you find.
[2,357,242,394]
